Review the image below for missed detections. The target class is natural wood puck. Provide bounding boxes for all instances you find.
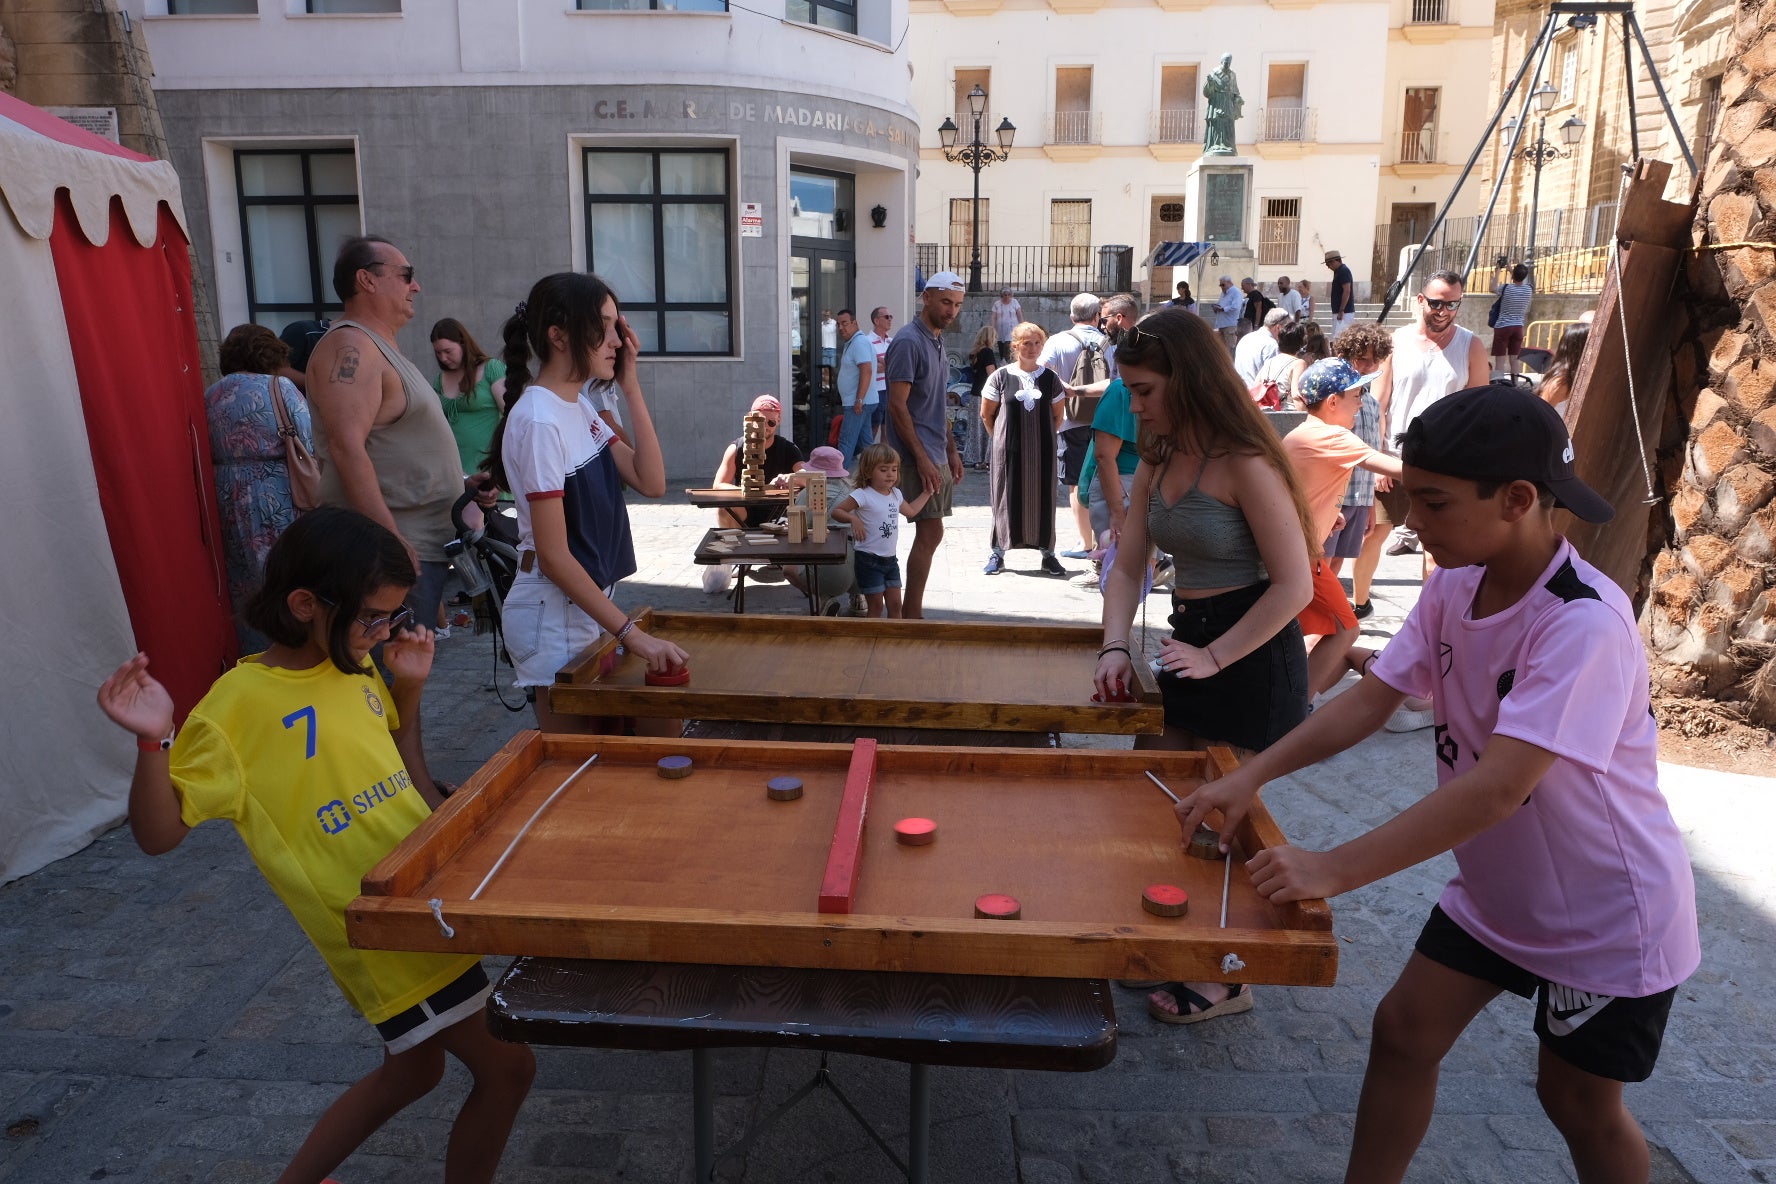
[1142,884,1190,917]
[645,666,691,687]
[656,755,694,779]
[766,776,803,801]
[894,817,937,846]
[974,893,1021,920]
[1188,828,1227,861]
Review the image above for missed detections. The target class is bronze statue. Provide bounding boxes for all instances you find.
[1203,54,1242,156]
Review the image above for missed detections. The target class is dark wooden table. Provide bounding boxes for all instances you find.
[692,527,850,614]
[486,957,1115,1183]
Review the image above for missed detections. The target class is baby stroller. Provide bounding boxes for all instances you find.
[445,489,526,710]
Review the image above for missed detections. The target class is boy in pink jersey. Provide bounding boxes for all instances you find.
[1178,385,1699,1184]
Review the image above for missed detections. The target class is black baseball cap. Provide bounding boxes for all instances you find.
[1400,385,1613,523]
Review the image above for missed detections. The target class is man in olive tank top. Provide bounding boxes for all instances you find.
[305,235,468,795]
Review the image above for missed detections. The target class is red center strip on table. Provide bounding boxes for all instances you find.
[817,737,878,914]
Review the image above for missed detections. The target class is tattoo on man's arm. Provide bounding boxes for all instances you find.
[333,346,361,384]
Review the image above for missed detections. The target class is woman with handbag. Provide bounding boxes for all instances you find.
[203,323,318,653]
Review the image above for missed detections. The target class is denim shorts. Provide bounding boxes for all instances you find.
[853,549,902,595]
[1160,580,1308,751]
[501,572,609,688]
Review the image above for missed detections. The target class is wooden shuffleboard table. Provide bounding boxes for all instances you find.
[547,608,1165,740]
[347,733,1336,987]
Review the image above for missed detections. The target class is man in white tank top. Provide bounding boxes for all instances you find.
[1370,270,1490,732]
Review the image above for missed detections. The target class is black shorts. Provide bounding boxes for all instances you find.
[1415,905,1677,1083]
[1057,425,1094,487]
[373,964,491,1053]
[1159,581,1308,752]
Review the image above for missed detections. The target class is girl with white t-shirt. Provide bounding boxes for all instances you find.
[485,272,687,733]
[829,442,933,619]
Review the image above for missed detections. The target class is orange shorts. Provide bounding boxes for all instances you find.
[1298,560,1358,638]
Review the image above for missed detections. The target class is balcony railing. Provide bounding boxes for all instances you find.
[915,244,1132,294]
[948,108,997,141]
[1371,202,1622,296]
[1150,107,1200,144]
[1046,110,1103,145]
[1409,0,1450,22]
[1398,129,1439,163]
[1257,106,1316,142]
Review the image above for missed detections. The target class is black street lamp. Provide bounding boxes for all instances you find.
[938,84,1015,293]
[1500,83,1585,262]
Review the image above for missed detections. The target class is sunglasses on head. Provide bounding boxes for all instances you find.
[1420,297,1461,311]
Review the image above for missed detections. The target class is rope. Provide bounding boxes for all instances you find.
[1609,172,1660,506]
[1694,240,1776,252]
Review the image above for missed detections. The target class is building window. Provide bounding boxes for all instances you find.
[1155,65,1199,143]
[1557,45,1577,104]
[168,0,256,12]
[1051,67,1095,144]
[584,148,732,355]
[234,148,361,334]
[1401,86,1439,163]
[577,0,727,10]
[786,0,855,33]
[306,0,399,10]
[790,169,854,240]
[1258,198,1301,265]
[1263,63,1310,141]
[953,68,991,135]
[1696,74,1723,168]
[949,198,988,258]
[1050,200,1091,268]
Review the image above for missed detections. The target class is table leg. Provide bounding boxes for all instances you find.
[733,567,748,614]
[692,1047,715,1182]
[806,565,820,615]
[908,1063,930,1184]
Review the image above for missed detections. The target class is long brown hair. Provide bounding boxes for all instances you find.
[1116,308,1320,563]
[430,317,490,399]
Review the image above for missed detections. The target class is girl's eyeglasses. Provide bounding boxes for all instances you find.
[320,598,415,634]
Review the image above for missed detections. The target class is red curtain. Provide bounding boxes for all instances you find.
[49,194,235,719]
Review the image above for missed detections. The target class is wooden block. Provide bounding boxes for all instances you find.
[1141,884,1189,918]
[656,755,694,780]
[645,666,691,687]
[974,894,1021,920]
[817,738,878,914]
[766,776,804,801]
[1188,828,1226,861]
[893,817,937,846]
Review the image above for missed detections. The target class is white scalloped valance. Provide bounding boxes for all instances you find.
[0,113,188,247]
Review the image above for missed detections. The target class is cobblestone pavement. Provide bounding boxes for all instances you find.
[2,480,1772,1183]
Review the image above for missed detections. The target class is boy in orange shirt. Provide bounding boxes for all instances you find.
[1284,358,1403,697]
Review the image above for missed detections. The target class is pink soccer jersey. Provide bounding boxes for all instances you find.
[1370,540,1700,998]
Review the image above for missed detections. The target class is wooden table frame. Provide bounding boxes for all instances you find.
[547,608,1164,735]
[692,527,848,615]
[347,733,1338,987]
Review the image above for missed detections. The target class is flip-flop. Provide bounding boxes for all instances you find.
[435,780,461,800]
[1116,979,1166,990]
[1147,982,1253,1025]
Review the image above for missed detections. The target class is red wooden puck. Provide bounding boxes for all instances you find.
[766,776,803,801]
[1141,884,1189,917]
[656,755,694,779]
[645,666,691,687]
[974,893,1021,920]
[894,817,937,846]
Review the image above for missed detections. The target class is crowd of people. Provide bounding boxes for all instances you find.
[95,232,1694,1184]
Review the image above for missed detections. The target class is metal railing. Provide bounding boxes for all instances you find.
[1527,319,1583,352]
[1409,0,1451,22]
[1150,107,1200,144]
[915,244,1132,294]
[1046,110,1103,145]
[1373,202,1621,296]
[1257,107,1316,142]
[1398,129,1439,163]
[949,109,996,140]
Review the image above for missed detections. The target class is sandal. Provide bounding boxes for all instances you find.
[1146,982,1253,1025]
[435,780,462,800]
[1116,979,1166,990]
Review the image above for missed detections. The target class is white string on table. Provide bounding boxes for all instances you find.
[1220,851,1232,929]
[1143,769,1182,805]
[470,752,600,901]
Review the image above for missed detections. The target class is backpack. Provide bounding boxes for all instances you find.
[1063,330,1106,421]
[1248,353,1291,410]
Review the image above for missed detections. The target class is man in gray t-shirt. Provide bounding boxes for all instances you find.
[884,270,966,618]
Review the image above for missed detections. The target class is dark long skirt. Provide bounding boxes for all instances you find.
[988,373,1059,552]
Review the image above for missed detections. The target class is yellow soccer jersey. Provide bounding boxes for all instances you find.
[169,656,479,1024]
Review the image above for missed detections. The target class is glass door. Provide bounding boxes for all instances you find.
[788,247,853,454]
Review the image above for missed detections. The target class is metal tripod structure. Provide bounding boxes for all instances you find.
[1378,1,1697,321]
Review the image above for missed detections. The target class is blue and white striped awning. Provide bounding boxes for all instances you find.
[1143,241,1215,268]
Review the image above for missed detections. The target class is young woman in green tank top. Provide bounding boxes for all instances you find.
[430,317,507,478]
[1090,307,1320,1027]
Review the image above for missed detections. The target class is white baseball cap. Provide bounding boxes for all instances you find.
[924,271,966,292]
